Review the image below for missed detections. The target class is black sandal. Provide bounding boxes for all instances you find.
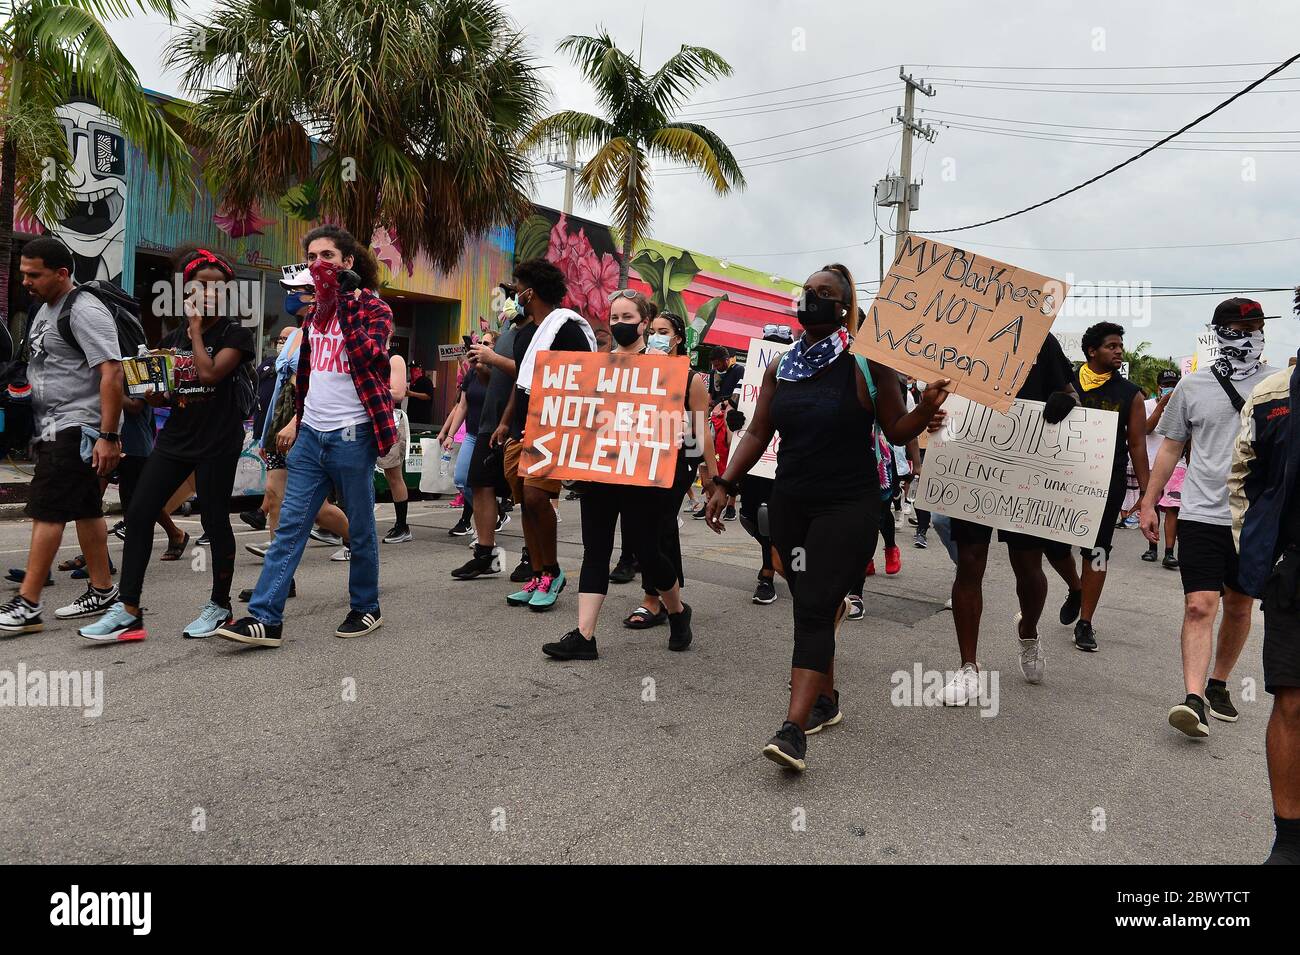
[624,606,668,630]
[160,532,190,562]
[57,555,87,572]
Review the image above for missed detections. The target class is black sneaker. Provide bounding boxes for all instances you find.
[913,531,928,549]
[110,520,127,541]
[609,557,638,585]
[1163,552,1180,570]
[723,504,737,522]
[845,595,865,621]
[564,490,580,501]
[804,691,842,735]
[448,518,472,537]
[1059,588,1083,625]
[237,578,296,602]
[753,575,777,605]
[1074,619,1098,652]
[495,512,511,532]
[668,603,692,651]
[451,546,503,580]
[542,628,598,660]
[239,510,267,531]
[1169,694,1210,738]
[215,617,283,648]
[336,609,382,638]
[509,552,534,583]
[762,721,807,772]
[196,533,210,546]
[1204,680,1239,722]
[1141,545,1157,562]
[691,505,707,520]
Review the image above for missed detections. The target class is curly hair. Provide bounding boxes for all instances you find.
[513,257,567,306]
[303,224,380,290]
[172,243,235,281]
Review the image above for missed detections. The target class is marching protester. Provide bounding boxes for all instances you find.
[218,225,395,648]
[1227,323,1300,864]
[437,332,495,538]
[542,303,716,659]
[241,318,297,533]
[1065,322,1149,652]
[1142,298,1276,737]
[378,345,412,543]
[491,258,595,611]
[405,360,434,428]
[1143,368,1185,568]
[0,237,123,634]
[928,330,1079,704]
[452,300,522,581]
[704,263,948,773]
[79,246,255,641]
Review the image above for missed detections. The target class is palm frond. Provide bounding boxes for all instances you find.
[648,121,745,193]
[646,45,734,114]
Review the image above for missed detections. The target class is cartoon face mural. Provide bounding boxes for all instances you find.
[49,99,128,283]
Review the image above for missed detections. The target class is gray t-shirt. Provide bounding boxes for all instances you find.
[478,322,519,438]
[29,288,123,435]
[1156,364,1277,525]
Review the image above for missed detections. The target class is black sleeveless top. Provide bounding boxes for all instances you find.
[769,350,876,497]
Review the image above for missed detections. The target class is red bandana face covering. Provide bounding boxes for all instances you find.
[308,258,341,328]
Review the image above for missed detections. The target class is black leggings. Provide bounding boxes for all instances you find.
[641,464,693,596]
[740,475,775,575]
[579,473,688,597]
[879,496,896,549]
[769,488,878,673]
[119,451,239,608]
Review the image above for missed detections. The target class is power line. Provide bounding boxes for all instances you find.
[930,79,1300,96]
[916,107,1300,136]
[926,74,1299,88]
[942,121,1300,152]
[724,108,893,147]
[912,60,1284,72]
[677,84,900,120]
[685,66,897,107]
[923,52,1300,235]
[917,235,1300,253]
[656,127,897,176]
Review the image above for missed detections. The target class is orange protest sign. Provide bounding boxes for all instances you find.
[520,351,690,488]
[850,235,1069,412]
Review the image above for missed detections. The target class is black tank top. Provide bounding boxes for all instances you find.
[1073,369,1140,487]
[769,350,875,497]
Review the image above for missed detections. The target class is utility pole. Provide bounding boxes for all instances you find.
[875,67,937,260]
[544,134,583,214]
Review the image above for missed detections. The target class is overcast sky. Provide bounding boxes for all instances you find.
[109,0,1300,364]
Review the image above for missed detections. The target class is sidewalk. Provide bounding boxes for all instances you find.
[0,455,121,515]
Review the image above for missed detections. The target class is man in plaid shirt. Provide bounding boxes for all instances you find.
[219,225,394,649]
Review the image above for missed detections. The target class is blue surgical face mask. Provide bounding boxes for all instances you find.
[646,332,673,354]
[285,290,312,315]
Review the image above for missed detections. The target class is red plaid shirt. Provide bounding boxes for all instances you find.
[295,288,398,456]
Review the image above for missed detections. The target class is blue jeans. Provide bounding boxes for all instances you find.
[454,434,475,497]
[249,422,380,625]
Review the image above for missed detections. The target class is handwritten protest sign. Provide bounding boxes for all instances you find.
[1192,330,1219,372]
[919,395,1117,548]
[735,338,794,479]
[851,235,1069,412]
[521,351,689,488]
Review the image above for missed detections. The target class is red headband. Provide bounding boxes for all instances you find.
[183,248,233,281]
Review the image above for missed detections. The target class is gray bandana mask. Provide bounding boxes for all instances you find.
[1212,327,1264,380]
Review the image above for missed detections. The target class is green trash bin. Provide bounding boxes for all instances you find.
[374,430,432,496]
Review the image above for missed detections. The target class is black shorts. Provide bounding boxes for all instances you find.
[1176,519,1241,595]
[26,427,103,523]
[1080,485,1126,560]
[1263,556,1300,693]
[950,517,1061,554]
[466,431,509,497]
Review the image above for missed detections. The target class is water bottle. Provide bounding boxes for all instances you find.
[439,449,452,480]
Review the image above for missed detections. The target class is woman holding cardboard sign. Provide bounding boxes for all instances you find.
[541,297,717,661]
[704,263,949,773]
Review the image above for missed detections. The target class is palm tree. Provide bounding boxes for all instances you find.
[0,0,194,324]
[1123,341,1176,395]
[522,32,746,288]
[165,0,546,273]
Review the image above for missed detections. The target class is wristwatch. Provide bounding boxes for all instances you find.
[712,475,740,495]
[98,432,121,443]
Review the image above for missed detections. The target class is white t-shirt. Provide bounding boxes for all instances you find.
[1143,397,1163,467]
[302,315,368,432]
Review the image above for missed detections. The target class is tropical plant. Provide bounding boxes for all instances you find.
[1123,341,1176,395]
[165,0,547,273]
[0,0,195,324]
[521,31,746,288]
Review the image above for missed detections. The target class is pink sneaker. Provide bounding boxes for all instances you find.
[449,492,465,508]
[507,576,540,606]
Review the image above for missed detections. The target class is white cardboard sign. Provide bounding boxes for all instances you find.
[919,395,1118,548]
[734,338,793,480]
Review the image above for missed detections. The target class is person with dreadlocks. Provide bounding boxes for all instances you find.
[79,245,256,642]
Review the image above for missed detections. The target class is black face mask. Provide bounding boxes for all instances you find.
[610,321,643,347]
[797,293,844,330]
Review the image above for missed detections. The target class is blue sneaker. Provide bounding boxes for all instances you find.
[78,602,146,643]
[528,570,566,612]
[183,600,233,639]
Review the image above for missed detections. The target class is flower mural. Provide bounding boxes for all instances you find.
[540,212,621,328]
[213,204,272,238]
[372,227,415,279]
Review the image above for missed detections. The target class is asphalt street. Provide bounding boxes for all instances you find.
[0,497,1274,863]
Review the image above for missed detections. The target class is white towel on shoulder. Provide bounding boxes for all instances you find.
[515,308,598,394]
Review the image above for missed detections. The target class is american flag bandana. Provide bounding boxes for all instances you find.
[776,327,851,382]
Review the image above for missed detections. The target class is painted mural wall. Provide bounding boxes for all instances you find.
[515,207,801,356]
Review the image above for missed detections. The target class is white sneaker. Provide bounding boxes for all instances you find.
[330,546,351,562]
[941,663,981,706]
[0,594,44,634]
[55,584,120,620]
[1015,611,1044,684]
[245,541,270,559]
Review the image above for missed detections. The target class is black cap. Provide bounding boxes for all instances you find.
[1211,297,1265,327]
[1157,368,1181,386]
